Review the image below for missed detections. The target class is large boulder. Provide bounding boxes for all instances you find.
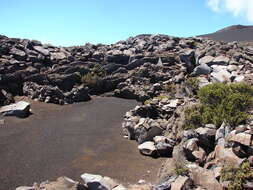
[189,165,222,190]
[81,173,118,190]
[0,101,30,118]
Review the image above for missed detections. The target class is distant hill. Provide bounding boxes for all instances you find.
[200,25,253,42]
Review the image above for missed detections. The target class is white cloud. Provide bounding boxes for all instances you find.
[207,0,253,23]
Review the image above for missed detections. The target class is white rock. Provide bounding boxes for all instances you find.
[138,141,157,156]
[0,101,30,117]
[234,75,245,83]
[211,70,232,83]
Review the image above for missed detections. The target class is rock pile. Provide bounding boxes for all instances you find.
[1,33,253,105]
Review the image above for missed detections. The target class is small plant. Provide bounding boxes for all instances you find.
[144,95,171,105]
[81,72,100,87]
[183,104,204,130]
[163,83,177,96]
[174,162,190,176]
[221,161,253,190]
[185,77,200,94]
[80,64,107,87]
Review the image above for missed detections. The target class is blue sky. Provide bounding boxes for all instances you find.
[0,0,251,46]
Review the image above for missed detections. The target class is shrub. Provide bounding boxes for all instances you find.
[185,77,200,94]
[174,162,190,176]
[81,72,100,87]
[183,83,253,129]
[198,83,253,127]
[144,95,171,105]
[221,162,253,190]
[183,104,204,130]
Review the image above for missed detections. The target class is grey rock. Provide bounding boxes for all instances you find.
[192,63,211,76]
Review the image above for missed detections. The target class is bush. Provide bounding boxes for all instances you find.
[183,104,204,130]
[174,162,190,176]
[81,72,100,87]
[144,95,171,105]
[183,83,253,129]
[221,162,253,190]
[198,83,253,127]
[185,77,200,95]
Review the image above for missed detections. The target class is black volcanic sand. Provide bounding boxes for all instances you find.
[0,97,164,190]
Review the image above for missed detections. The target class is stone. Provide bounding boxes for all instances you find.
[189,165,222,190]
[10,48,26,60]
[0,101,30,118]
[138,141,157,156]
[229,132,252,146]
[16,187,35,190]
[155,142,174,156]
[42,177,84,190]
[211,69,232,83]
[81,173,118,190]
[112,185,127,190]
[214,145,245,166]
[51,52,67,60]
[192,63,211,76]
[198,56,214,66]
[170,176,192,190]
[192,147,206,163]
[135,124,163,144]
[212,56,230,65]
[33,46,50,56]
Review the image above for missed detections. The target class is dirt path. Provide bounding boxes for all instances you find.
[0,97,164,190]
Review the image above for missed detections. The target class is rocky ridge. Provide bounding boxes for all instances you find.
[1,33,253,189]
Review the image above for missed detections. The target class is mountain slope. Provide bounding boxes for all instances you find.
[201,25,253,42]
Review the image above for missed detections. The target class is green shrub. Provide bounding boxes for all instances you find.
[144,95,171,105]
[221,162,253,190]
[174,162,190,176]
[183,104,204,130]
[183,83,253,129]
[185,77,200,94]
[91,64,107,77]
[80,64,107,87]
[81,72,100,87]
[198,83,253,127]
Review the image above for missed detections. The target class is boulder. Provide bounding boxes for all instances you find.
[0,101,30,118]
[229,132,252,146]
[33,46,50,56]
[212,56,230,65]
[81,173,118,190]
[192,64,211,76]
[189,165,222,190]
[41,177,85,190]
[170,176,192,190]
[214,145,245,166]
[138,141,157,156]
[211,69,232,83]
[198,56,214,66]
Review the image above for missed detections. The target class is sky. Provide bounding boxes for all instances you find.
[0,0,252,46]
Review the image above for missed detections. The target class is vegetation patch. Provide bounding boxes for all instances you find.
[221,161,253,190]
[174,162,190,176]
[80,64,107,87]
[183,83,253,129]
[144,95,171,105]
[185,77,200,95]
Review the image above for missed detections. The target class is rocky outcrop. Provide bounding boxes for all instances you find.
[1,33,253,105]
